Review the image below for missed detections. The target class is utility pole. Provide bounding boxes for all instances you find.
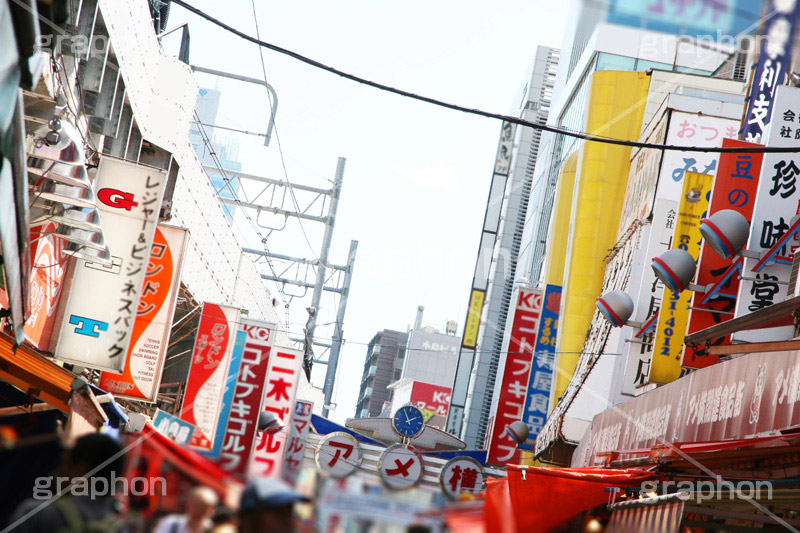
[323,239,357,417]
[304,157,345,377]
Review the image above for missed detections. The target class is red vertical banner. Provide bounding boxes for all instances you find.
[99,225,188,401]
[181,302,240,450]
[248,347,303,478]
[218,318,275,477]
[682,139,764,369]
[486,288,543,466]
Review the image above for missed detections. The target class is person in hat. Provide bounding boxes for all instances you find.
[238,477,309,533]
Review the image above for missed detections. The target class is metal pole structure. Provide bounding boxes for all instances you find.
[190,65,278,146]
[323,240,357,417]
[304,157,345,377]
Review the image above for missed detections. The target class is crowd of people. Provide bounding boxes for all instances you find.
[8,433,310,533]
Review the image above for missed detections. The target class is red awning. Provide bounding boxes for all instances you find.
[135,422,241,497]
[484,466,655,532]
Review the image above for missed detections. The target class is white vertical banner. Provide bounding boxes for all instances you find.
[656,112,739,203]
[282,400,314,486]
[248,346,304,478]
[56,156,166,371]
[99,225,188,401]
[732,85,800,342]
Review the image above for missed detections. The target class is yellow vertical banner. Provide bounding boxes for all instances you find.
[462,289,485,348]
[649,172,712,384]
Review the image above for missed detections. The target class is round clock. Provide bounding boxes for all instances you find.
[391,404,425,438]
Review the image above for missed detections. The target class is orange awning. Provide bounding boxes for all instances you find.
[0,331,73,412]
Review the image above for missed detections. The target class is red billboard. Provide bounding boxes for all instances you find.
[24,221,68,351]
[181,302,240,450]
[682,139,764,369]
[218,319,275,477]
[409,381,451,416]
[486,287,543,466]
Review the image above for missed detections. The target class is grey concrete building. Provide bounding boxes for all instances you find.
[355,329,408,418]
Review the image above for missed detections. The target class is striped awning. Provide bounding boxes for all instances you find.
[606,501,684,533]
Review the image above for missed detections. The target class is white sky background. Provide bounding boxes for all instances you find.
[163,0,569,423]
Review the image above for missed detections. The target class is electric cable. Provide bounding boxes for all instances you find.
[172,0,800,154]
[249,0,325,265]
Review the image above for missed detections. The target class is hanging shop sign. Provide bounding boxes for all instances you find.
[682,140,764,369]
[199,329,245,459]
[217,318,275,477]
[55,156,166,371]
[486,287,543,466]
[740,0,800,143]
[377,444,424,490]
[520,284,560,438]
[439,456,485,501]
[181,302,241,451]
[248,346,303,478]
[99,225,188,401]
[733,85,800,342]
[24,221,68,351]
[619,203,675,394]
[315,432,362,479]
[153,408,195,446]
[282,400,314,486]
[650,172,713,384]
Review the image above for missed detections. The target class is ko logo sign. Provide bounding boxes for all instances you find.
[98,188,138,211]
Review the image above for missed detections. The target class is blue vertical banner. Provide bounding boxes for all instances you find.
[200,329,246,458]
[521,284,561,439]
[741,0,800,143]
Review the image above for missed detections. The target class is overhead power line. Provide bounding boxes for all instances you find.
[174,0,800,154]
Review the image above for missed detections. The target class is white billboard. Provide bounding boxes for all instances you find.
[732,85,800,342]
[56,156,166,371]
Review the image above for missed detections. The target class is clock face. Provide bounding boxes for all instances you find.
[392,405,425,438]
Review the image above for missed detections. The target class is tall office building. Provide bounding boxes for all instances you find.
[355,329,408,418]
[189,87,243,220]
[452,46,559,449]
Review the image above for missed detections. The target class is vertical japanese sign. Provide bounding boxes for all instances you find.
[733,85,800,342]
[520,284,560,439]
[282,400,313,486]
[56,156,165,371]
[218,319,275,477]
[25,221,68,351]
[740,0,800,143]
[650,172,713,384]
[200,329,246,459]
[486,287,543,466]
[248,347,303,478]
[620,202,677,394]
[461,289,485,348]
[682,140,764,368]
[656,112,738,203]
[99,225,188,401]
[181,302,241,451]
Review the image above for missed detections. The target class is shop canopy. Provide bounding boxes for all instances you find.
[480,466,655,533]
